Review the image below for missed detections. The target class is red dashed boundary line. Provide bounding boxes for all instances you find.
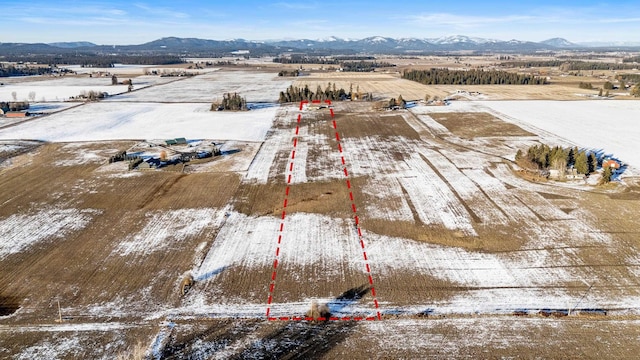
[265,100,382,322]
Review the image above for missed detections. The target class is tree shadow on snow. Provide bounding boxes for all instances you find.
[159,285,373,359]
[194,266,227,282]
[229,284,372,360]
[221,149,241,156]
[233,320,358,360]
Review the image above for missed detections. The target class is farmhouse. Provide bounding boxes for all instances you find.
[548,167,583,180]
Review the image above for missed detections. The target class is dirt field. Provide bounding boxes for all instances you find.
[294,70,634,101]
[2,68,640,359]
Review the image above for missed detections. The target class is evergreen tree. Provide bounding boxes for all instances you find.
[566,147,575,166]
[602,166,613,183]
[579,82,593,89]
[588,153,598,173]
[515,149,524,162]
[575,151,589,174]
[397,94,406,108]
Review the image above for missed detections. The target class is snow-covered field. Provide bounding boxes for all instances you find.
[106,71,292,103]
[0,102,279,142]
[63,64,154,75]
[0,79,130,102]
[477,100,640,169]
[0,74,185,102]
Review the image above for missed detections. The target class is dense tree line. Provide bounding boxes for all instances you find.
[1,54,184,67]
[516,144,599,176]
[278,83,355,103]
[402,68,548,85]
[500,60,637,71]
[273,55,375,64]
[278,69,300,77]
[618,74,640,82]
[211,93,247,111]
[622,56,640,63]
[0,64,54,77]
[340,61,394,72]
[560,62,637,71]
[499,60,565,68]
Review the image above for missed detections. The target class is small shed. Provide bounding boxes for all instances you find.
[5,111,29,118]
[165,138,188,146]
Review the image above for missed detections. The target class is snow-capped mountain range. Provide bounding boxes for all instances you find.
[3,35,638,56]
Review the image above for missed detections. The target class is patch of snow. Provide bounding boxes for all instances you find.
[399,153,477,235]
[362,176,413,222]
[0,208,98,259]
[150,321,175,360]
[14,336,82,360]
[54,151,105,166]
[114,208,226,256]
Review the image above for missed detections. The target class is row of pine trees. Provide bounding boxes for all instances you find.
[517,144,597,174]
[278,83,371,103]
[403,68,548,85]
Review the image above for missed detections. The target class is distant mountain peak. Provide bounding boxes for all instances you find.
[48,41,96,48]
[364,36,390,43]
[540,38,576,48]
[316,36,342,42]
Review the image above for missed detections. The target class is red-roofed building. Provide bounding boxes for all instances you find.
[5,111,29,118]
[603,159,620,169]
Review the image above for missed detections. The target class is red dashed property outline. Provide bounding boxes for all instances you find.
[265,100,382,322]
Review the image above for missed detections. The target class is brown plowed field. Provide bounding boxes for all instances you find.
[2,79,640,359]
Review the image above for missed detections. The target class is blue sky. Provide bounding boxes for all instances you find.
[1,1,640,44]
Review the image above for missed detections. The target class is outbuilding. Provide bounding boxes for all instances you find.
[5,111,29,118]
[603,159,621,170]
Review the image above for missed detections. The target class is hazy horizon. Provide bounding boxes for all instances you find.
[1,0,640,45]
